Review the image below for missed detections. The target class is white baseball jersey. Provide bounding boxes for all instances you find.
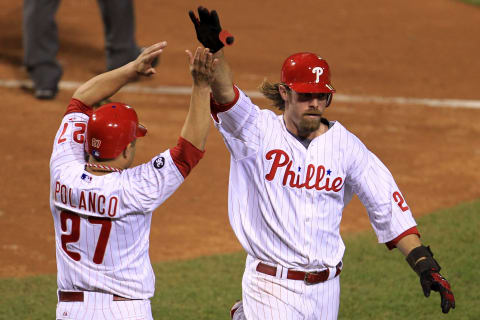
[50,99,203,300]
[213,87,418,270]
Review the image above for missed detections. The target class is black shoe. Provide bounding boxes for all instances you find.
[35,88,58,100]
[27,63,62,99]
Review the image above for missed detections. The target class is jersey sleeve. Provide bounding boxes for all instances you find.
[211,86,262,160]
[50,99,92,170]
[169,137,205,177]
[345,135,418,245]
[119,150,184,213]
[119,137,204,214]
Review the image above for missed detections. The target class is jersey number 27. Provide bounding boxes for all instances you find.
[61,210,111,264]
[57,122,86,144]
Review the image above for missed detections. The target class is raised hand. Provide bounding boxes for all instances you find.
[134,42,167,76]
[188,6,234,53]
[186,47,218,87]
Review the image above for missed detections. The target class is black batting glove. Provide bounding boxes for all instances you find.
[406,245,455,314]
[189,6,234,53]
[420,269,455,314]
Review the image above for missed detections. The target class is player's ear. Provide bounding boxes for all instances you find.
[123,140,136,159]
[278,84,289,101]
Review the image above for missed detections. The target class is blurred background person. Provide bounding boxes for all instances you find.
[23,0,145,100]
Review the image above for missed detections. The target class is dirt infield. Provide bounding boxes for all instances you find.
[0,0,479,278]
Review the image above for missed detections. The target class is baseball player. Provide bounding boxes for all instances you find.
[50,42,218,319]
[189,7,455,320]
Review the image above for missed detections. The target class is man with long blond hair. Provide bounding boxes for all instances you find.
[189,6,455,320]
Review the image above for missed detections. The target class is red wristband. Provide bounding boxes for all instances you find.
[210,85,240,122]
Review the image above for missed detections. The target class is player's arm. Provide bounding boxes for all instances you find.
[156,47,218,182]
[181,47,218,150]
[72,42,167,107]
[210,50,235,104]
[120,48,218,213]
[395,233,422,256]
[347,140,455,314]
[188,6,235,104]
[187,6,262,161]
[51,42,165,168]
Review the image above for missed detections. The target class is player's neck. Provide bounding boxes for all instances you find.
[85,160,124,176]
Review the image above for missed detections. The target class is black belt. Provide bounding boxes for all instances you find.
[58,291,135,302]
[256,262,341,285]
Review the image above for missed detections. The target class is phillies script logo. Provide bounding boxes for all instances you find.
[265,149,344,192]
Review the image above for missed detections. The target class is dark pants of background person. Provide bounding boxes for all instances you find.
[22,0,140,93]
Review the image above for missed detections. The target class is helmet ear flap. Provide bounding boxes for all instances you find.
[326,93,332,107]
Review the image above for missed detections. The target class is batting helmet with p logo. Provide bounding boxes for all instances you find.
[281,52,336,94]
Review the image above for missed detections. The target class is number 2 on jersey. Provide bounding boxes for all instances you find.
[393,191,409,212]
[60,210,112,264]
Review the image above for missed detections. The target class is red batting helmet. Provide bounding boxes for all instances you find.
[86,102,147,159]
[281,52,336,94]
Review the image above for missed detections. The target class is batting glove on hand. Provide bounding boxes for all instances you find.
[406,245,455,314]
[420,269,455,314]
[189,6,234,53]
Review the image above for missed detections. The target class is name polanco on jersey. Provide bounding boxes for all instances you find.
[265,149,344,192]
[54,181,118,217]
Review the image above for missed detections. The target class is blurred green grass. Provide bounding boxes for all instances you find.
[459,0,480,5]
[0,199,478,319]
[338,199,479,320]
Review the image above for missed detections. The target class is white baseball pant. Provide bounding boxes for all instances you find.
[56,291,153,320]
[232,255,341,320]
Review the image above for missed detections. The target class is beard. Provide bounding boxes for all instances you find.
[297,115,322,137]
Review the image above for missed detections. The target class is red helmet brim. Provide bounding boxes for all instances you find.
[136,123,147,138]
[288,82,336,94]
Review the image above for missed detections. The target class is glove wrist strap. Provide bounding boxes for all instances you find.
[406,245,441,276]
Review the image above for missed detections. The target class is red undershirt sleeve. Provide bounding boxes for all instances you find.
[385,226,421,250]
[65,98,93,117]
[169,137,205,178]
[210,85,240,122]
